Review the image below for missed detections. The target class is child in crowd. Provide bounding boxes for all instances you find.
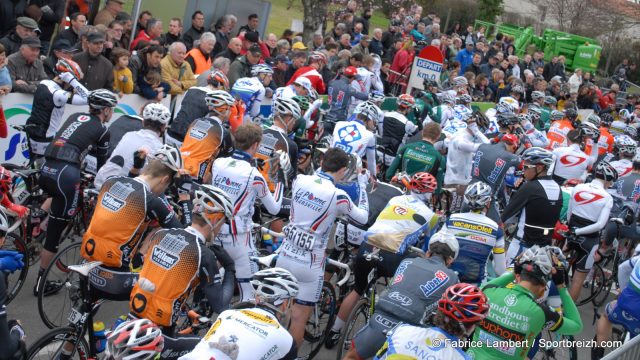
[112,48,134,96]
[139,70,169,101]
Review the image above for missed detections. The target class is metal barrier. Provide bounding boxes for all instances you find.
[602,333,640,360]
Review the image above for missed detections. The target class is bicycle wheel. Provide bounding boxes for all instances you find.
[575,264,605,306]
[297,281,337,360]
[38,242,83,328]
[335,298,371,360]
[533,331,577,360]
[1,233,29,304]
[26,326,90,360]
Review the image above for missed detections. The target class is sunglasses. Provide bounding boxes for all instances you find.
[523,164,537,170]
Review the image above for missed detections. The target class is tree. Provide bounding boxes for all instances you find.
[477,0,503,23]
[300,0,330,42]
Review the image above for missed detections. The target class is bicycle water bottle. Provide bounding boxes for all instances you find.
[93,321,107,353]
[111,315,128,331]
[263,234,274,253]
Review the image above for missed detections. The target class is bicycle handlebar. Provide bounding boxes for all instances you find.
[326,258,351,287]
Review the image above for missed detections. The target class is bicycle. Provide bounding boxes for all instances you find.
[0,206,29,304]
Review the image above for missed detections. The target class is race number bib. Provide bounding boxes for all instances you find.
[284,225,317,251]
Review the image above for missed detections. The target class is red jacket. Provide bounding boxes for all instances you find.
[130,30,155,51]
[286,66,326,94]
[599,92,616,110]
[389,49,414,83]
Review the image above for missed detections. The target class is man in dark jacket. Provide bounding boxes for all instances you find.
[0,17,40,56]
[464,52,482,76]
[72,32,114,91]
[215,37,241,63]
[182,10,205,50]
[0,0,27,37]
[29,0,65,54]
[227,44,262,86]
[55,13,86,47]
[480,55,497,78]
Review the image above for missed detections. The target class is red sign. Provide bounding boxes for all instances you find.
[418,46,444,64]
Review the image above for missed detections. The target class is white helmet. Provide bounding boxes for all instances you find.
[498,96,520,112]
[531,91,545,101]
[251,267,299,303]
[429,230,459,260]
[251,64,273,76]
[273,97,301,119]
[293,76,314,94]
[354,101,379,122]
[142,103,171,125]
[151,144,182,171]
[205,90,235,110]
[586,113,601,127]
[106,319,164,360]
[518,245,553,278]
[464,182,492,210]
[193,184,234,220]
[614,135,637,155]
[88,89,118,109]
[453,76,468,87]
[440,91,456,105]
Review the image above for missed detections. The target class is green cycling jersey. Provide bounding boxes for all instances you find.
[385,140,445,191]
[466,272,582,360]
[538,107,552,131]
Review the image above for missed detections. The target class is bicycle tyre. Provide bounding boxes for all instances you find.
[1,233,29,304]
[335,298,371,360]
[575,264,605,307]
[38,242,83,329]
[592,268,614,308]
[26,326,90,360]
[297,281,337,360]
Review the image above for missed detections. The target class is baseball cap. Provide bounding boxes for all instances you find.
[21,37,42,48]
[344,66,357,77]
[292,42,307,50]
[87,32,106,43]
[17,17,40,32]
[275,55,289,63]
[294,76,313,94]
[51,38,78,53]
[244,31,259,43]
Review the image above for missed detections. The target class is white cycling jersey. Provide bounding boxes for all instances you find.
[444,124,490,185]
[231,77,265,120]
[331,119,377,175]
[611,158,633,178]
[273,85,298,104]
[368,194,438,236]
[520,117,549,147]
[610,120,627,135]
[178,308,294,360]
[552,143,593,181]
[483,108,500,135]
[94,129,163,189]
[374,324,469,360]
[568,179,613,236]
[452,104,472,121]
[349,67,384,113]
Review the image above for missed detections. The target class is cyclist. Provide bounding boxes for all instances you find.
[566,161,617,301]
[323,66,369,134]
[25,58,89,159]
[180,90,236,183]
[429,91,456,126]
[445,182,506,285]
[105,319,164,360]
[275,148,368,347]
[287,50,328,95]
[551,129,594,184]
[597,113,615,156]
[230,64,273,123]
[326,172,441,347]
[469,134,520,223]
[385,122,445,188]
[274,76,313,102]
[343,231,460,360]
[128,185,234,357]
[35,89,115,296]
[80,146,190,301]
[0,167,28,218]
[350,55,384,113]
[467,245,583,360]
[375,283,489,360]
[378,94,419,158]
[610,135,637,178]
[502,147,562,266]
[256,97,301,190]
[331,101,378,177]
[95,103,170,189]
[166,70,230,148]
[179,268,299,360]
[592,249,640,359]
[614,153,640,201]
[212,123,285,302]
[547,107,578,150]
[520,111,550,148]
[0,209,26,360]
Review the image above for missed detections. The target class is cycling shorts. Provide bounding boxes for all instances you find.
[568,235,599,272]
[88,265,138,301]
[353,242,417,296]
[275,253,324,305]
[352,311,399,359]
[39,159,81,219]
[216,232,258,280]
[606,298,640,338]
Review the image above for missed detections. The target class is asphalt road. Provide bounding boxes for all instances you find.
[6,239,619,360]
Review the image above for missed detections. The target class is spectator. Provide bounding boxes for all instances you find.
[182,10,205,50]
[455,42,475,75]
[599,83,619,110]
[130,18,162,51]
[568,68,582,94]
[280,29,294,45]
[115,12,133,48]
[238,14,260,37]
[557,55,567,81]
[287,51,327,94]
[531,51,545,69]
[370,28,384,57]
[329,23,347,43]
[462,24,476,46]
[94,0,124,27]
[135,10,152,35]
[73,32,113,90]
[184,31,215,75]
[448,37,461,63]
[339,33,352,51]
[139,68,168,100]
[55,12,85,47]
[0,45,12,94]
[388,40,414,88]
[0,0,28,38]
[350,35,370,57]
[0,17,40,57]
[108,20,126,49]
[351,22,364,46]
[29,0,64,54]
[7,37,47,94]
[275,39,290,57]
[480,54,497,78]
[215,37,241,63]
[197,56,230,86]
[228,43,262,86]
[543,56,561,82]
[265,33,278,57]
[307,33,324,51]
[508,55,520,79]
[355,8,372,35]
[464,52,482,75]
[239,31,260,55]
[43,38,77,79]
[473,73,493,102]
[162,18,183,50]
[110,47,133,96]
[212,14,233,56]
[128,44,162,93]
[161,42,195,95]
[285,51,308,84]
[272,55,289,88]
[520,54,534,75]
[381,19,400,50]
[499,58,512,79]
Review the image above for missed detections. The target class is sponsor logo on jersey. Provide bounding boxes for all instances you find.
[213,176,243,195]
[392,260,411,284]
[504,294,518,307]
[77,115,90,122]
[233,317,269,338]
[488,158,506,183]
[574,191,604,205]
[101,193,125,212]
[393,205,408,216]
[479,318,526,342]
[61,121,83,139]
[450,220,495,235]
[204,318,222,340]
[293,190,328,212]
[488,303,530,333]
[338,124,362,143]
[388,291,413,306]
[150,247,179,269]
[419,270,449,297]
[374,314,398,329]
[240,310,280,328]
[472,151,483,177]
[260,345,279,360]
[560,154,586,167]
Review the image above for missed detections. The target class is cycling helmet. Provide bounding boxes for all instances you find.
[273,97,301,119]
[614,135,637,155]
[207,70,229,90]
[308,87,319,101]
[517,245,553,280]
[106,319,164,360]
[438,283,489,323]
[550,110,565,121]
[578,121,599,139]
[293,76,314,94]
[528,104,542,117]
[453,76,468,88]
[544,96,558,106]
[495,102,514,115]
[340,153,363,184]
[600,112,614,125]
[56,58,84,79]
[309,51,328,64]
[397,94,415,109]
[368,91,385,104]
[464,182,492,210]
[205,90,235,110]
[429,230,459,260]
[497,112,519,128]
[251,64,274,76]
[510,84,525,95]
[564,107,578,121]
[441,91,456,105]
[624,126,637,139]
[518,113,533,124]
[586,113,601,127]
[251,267,299,303]
[456,94,472,104]
[0,166,12,194]
[522,147,554,167]
[0,207,8,234]
[291,95,310,112]
[531,91,545,101]
[151,144,182,171]
[410,172,437,194]
[619,109,631,121]
[594,161,619,182]
[88,89,118,109]
[501,133,520,148]
[142,103,171,125]
[498,97,520,112]
[424,79,438,89]
[193,184,234,227]
[343,66,358,77]
[353,101,378,122]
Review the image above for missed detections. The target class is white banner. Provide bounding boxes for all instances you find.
[1,93,170,166]
[407,57,443,93]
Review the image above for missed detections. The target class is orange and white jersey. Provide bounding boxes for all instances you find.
[546,120,574,150]
[597,128,615,156]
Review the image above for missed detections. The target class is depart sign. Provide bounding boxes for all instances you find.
[407,45,445,93]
